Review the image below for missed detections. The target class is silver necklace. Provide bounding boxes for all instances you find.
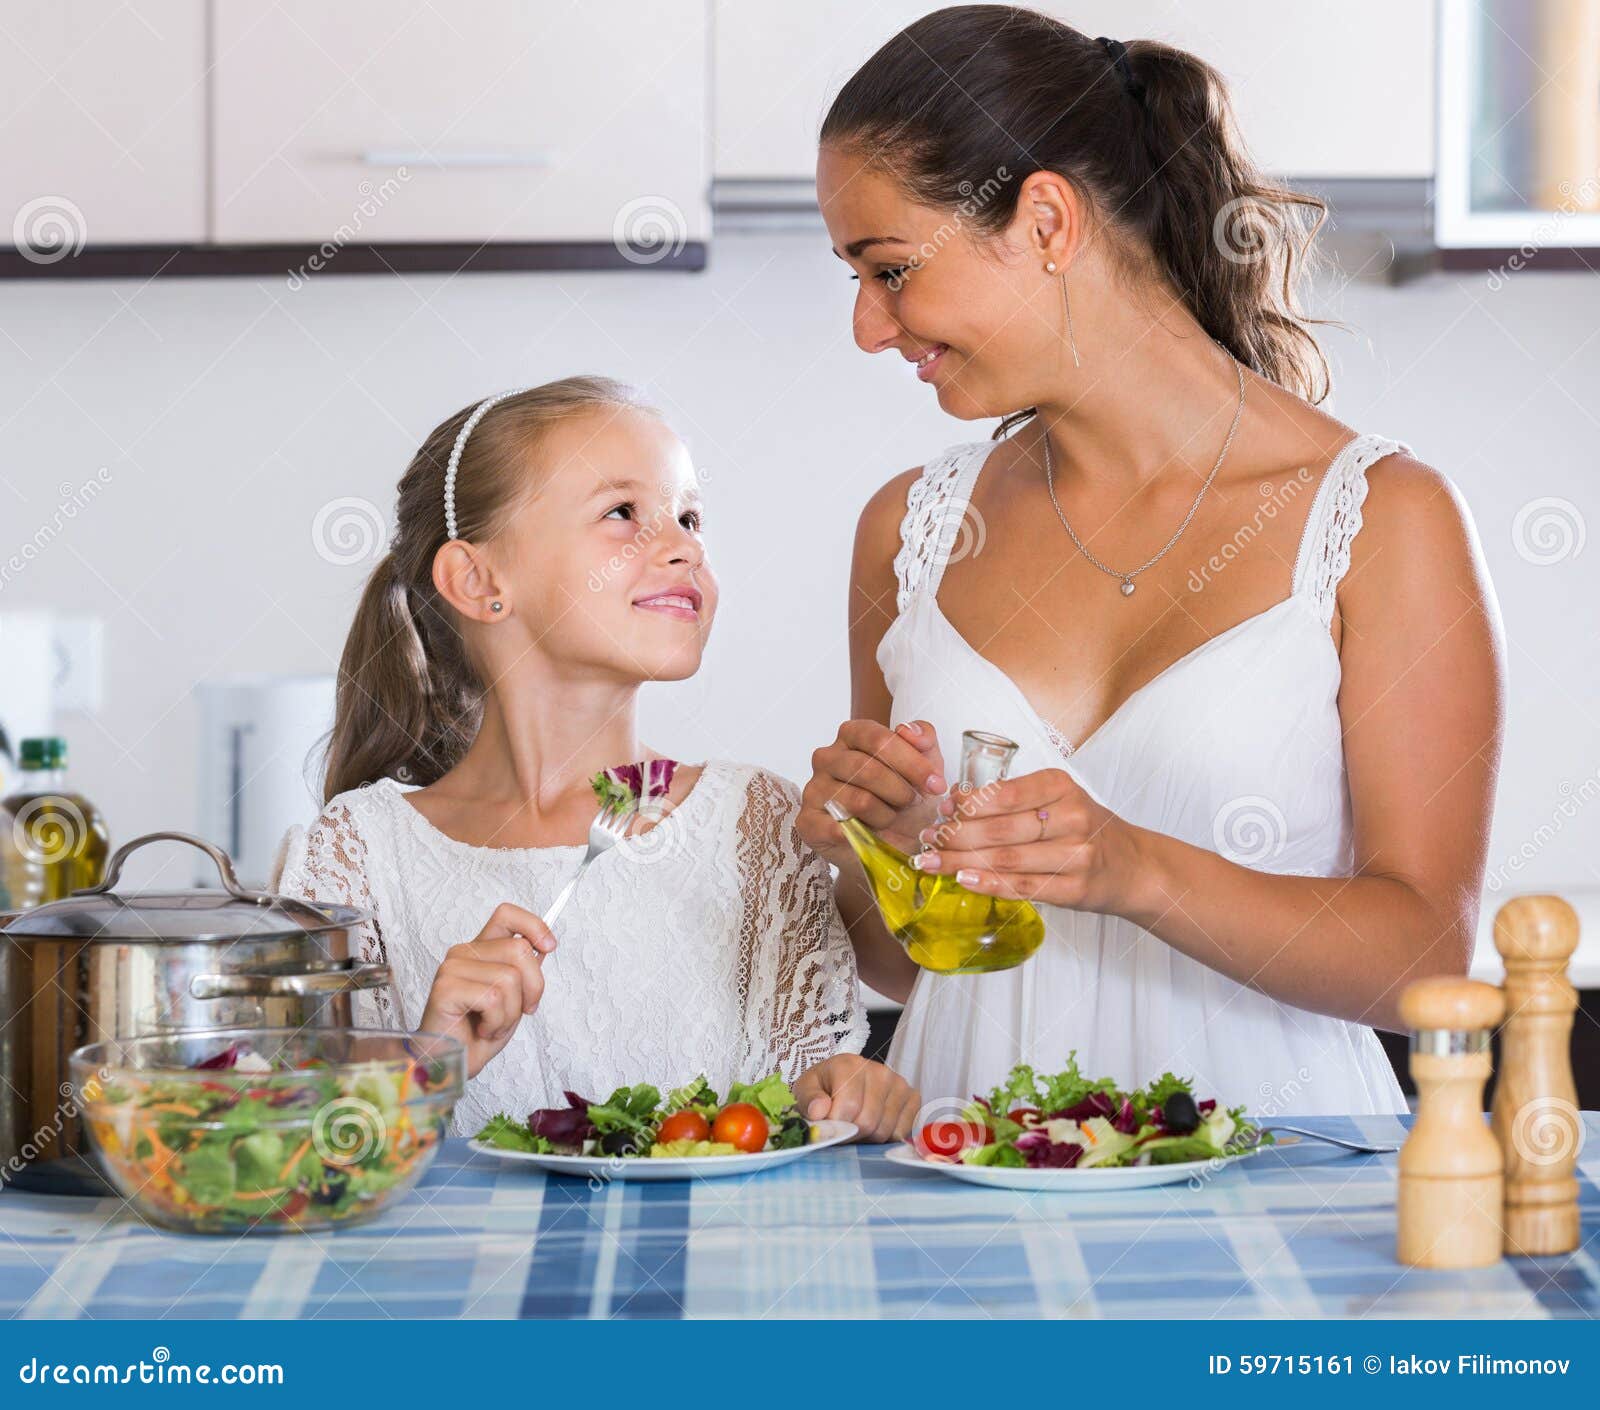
[1042,355,1246,598]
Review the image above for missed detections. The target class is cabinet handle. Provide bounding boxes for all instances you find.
[360,149,556,169]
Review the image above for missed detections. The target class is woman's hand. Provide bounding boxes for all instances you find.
[798,718,948,867]
[418,902,556,1079]
[793,1054,921,1143]
[910,767,1148,916]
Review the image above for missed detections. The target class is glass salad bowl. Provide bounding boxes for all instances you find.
[70,1027,464,1235]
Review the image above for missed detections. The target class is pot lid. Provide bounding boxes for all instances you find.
[2,831,368,942]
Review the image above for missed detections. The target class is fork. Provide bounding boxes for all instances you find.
[1254,1124,1399,1156]
[542,806,634,926]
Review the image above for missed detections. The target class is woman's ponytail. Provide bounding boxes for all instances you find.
[1122,39,1330,403]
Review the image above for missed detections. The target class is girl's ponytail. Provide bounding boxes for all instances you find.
[321,375,655,803]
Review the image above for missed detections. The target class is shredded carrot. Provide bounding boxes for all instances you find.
[146,1101,200,1116]
[1081,1124,1098,1145]
[278,1136,312,1181]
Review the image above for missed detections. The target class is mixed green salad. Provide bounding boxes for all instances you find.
[83,1040,454,1230]
[914,1055,1270,1170]
[475,1073,813,1159]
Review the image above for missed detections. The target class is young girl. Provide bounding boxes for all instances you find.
[272,376,919,1141]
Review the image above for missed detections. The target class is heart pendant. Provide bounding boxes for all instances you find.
[1120,579,1136,597]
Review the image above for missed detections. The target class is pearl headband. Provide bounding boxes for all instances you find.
[443,388,528,540]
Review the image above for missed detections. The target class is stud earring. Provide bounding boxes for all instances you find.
[490,601,503,614]
[1045,261,1057,273]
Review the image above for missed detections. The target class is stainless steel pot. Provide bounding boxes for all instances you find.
[0,830,393,1194]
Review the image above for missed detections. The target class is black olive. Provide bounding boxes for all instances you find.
[599,1130,640,1157]
[1163,1091,1200,1134]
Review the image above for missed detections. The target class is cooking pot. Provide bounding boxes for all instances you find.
[0,830,393,1194]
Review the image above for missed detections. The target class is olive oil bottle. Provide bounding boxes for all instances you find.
[828,730,1045,974]
[2,737,109,902]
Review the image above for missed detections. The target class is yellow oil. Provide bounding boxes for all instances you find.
[1,788,109,902]
[833,814,1045,974]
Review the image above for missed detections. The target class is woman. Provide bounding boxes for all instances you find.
[798,6,1504,1116]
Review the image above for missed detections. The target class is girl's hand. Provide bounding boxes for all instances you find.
[793,1054,921,1143]
[911,767,1148,915]
[418,902,556,1079]
[799,718,948,867]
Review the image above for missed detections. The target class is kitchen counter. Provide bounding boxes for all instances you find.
[1,1114,1596,1319]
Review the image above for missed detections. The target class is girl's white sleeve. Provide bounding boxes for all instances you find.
[733,770,869,1084]
[271,802,404,1031]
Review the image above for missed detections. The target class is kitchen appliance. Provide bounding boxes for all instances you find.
[195,675,334,887]
[0,830,392,1195]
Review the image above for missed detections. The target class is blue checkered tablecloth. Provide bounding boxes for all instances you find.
[1,1114,1596,1319]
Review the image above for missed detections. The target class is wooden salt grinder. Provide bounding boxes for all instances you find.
[1397,976,1505,1269]
[1491,895,1582,1257]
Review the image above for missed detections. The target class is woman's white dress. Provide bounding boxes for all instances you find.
[273,761,867,1135]
[880,432,1412,1117]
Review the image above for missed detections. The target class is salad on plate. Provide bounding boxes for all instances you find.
[912,1054,1270,1171]
[474,1072,814,1160]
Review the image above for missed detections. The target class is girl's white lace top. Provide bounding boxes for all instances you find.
[882,432,1415,1118]
[271,760,867,1135]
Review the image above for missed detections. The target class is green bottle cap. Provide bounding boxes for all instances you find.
[18,737,66,770]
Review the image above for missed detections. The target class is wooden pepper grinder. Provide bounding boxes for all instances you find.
[1397,975,1505,1269]
[1491,895,1582,1257]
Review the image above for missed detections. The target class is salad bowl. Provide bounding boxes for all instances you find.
[70,1027,463,1234]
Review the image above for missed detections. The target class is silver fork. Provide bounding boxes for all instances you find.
[543,807,634,926]
[1255,1124,1399,1155]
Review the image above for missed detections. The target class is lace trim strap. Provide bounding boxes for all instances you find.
[1291,433,1412,628]
[893,441,996,614]
[733,769,867,1083]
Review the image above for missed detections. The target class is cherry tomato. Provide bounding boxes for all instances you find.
[656,1110,711,1145]
[711,1103,769,1153]
[915,1119,991,1159]
[1007,1107,1042,1128]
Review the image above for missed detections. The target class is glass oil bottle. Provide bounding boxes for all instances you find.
[827,729,1045,974]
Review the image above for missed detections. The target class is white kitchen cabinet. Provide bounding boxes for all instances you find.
[715,1,1434,181]
[210,1,711,247]
[0,1,208,248]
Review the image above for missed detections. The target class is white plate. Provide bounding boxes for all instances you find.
[468,1119,858,1181]
[883,1141,1262,1191]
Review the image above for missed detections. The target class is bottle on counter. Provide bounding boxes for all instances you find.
[1,737,110,902]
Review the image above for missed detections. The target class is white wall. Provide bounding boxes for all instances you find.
[0,232,1596,895]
